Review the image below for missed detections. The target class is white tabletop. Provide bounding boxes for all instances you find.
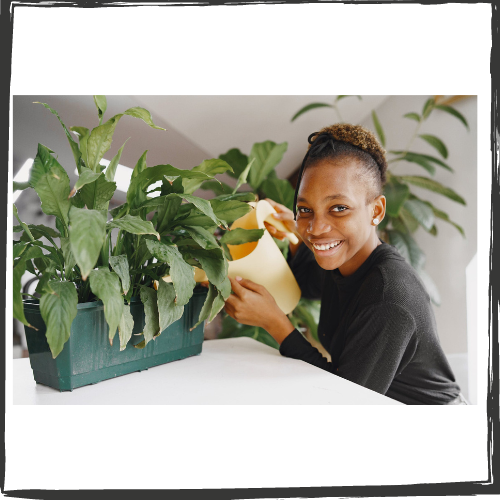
[13,337,402,405]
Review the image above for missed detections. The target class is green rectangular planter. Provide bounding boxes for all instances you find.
[22,287,208,392]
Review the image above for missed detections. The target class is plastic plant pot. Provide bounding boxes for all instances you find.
[22,287,208,392]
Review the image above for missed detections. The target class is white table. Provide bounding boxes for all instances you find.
[13,337,402,405]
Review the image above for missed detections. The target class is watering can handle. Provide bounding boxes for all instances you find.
[264,215,299,245]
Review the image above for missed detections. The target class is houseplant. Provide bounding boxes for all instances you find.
[13,95,261,390]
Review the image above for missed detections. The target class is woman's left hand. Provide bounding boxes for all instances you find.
[224,276,295,344]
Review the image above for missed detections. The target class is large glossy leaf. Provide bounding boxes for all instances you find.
[123,107,165,130]
[89,268,124,344]
[87,114,123,172]
[403,199,435,231]
[157,280,185,333]
[418,134,448,158]
[210,199,252,226]
[156,195,183,234]
[105,139,128,182]
[220,228,264,245]
[371,110,386,148]
[118,304,134,351]
[200,180,233,196]
[14,180,30,192]
[29,144,56,188]
[39,281,78,358]
[138,286,160,345]
[387,230,425,271]
[171,194,221,226]
[248,141,288,190]
[109,202,129,220]
[94,95,107,124]
[35,102,83,172]
[291,102,332,122]
[108,214,160,240]
[33,161,72,229]
[18,224,60,246]
[69,206,107,280]
[260,177,295,210]
[80,173,116,211]
[190,283,219,329]
[109,254,131,294]
[422,97,435,119]
[146,240,196,306]
[232,158,255,193]
[188,248,227,289]
[383,179,410,217]
[182,158,233,194]
[418,198,465,237]
[185,226,219,249]
[399,175,466,205]
[59,237,76,276]
[434,104,469,129]
[215,191,257,203]
[219,148,249,179]
[397,210,419,233]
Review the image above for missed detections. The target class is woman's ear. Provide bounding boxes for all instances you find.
[372,195,386,223]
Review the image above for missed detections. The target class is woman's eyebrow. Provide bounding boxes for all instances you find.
[297,194,349,203]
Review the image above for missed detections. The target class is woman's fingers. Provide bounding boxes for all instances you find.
[263,221,288,241]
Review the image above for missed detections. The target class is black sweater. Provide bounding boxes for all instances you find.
[280,241,461,405]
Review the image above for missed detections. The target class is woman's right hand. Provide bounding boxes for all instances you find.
[263,198,303,255]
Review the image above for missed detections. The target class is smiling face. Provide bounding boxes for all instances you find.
[296,157,386,276]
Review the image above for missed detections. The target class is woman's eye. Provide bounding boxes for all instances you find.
[331,205,348,213]
[297,207,312,215]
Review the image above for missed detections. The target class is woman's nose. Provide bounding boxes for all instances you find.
[306,215,332,236]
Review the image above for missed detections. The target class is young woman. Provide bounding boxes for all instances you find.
[224,124,468,405]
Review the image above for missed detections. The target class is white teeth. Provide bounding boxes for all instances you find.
[313,241,341,251]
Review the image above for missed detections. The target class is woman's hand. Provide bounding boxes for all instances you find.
[224,276,295,345]
[263,198,303,256]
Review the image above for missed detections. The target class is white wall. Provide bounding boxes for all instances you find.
[360,96,477,354]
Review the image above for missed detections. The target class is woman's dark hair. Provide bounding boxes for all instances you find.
[292,124,388,219]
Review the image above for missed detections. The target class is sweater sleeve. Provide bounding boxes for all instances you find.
[280,302,417,395]
[287,244,327,300]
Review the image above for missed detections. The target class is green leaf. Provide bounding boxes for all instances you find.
[39,281,78,358]
[14,181,30,192]
[108,214,160,240]
[127,164,210,210]
[123,107,165,130]
[109,255,131,295]
[247,141,288,190]
[200,180,233,196]
[233,158,255,193]
[390,151,453,172]
[80,173,117,211]
[335,95,362,102]
[399,175,466,205]
[387,229,410,263]
[220,228,264,245]
[35,102,83,173]
[371,110,386,148]
[383,179,410,217]
[33,161,72,230]
[70,126,90,166]
[182,158,233,195]
[219,148,249,179]
[397,210,419,233]
[59,237,77,276]
[291,102,333,122]
[403,199,435,231]
[434,104,469,129]
[118,304,134,351]
[109,202,129,220]
[403,112,421,122]
[156,195,183,234]
[210,199,252,226]
[215,191,257,203]
[29,144,57,188]
[93,95,107,124]
[105,139,128,182]
[191,283,217,329]
[260,177,295,211]
[73,166,102,192]
[138,286,160,345]
[13,241,28,259]
[422,97,435,119]
[188,248,227,289]
[387,230,425,271]
[418,134,448,158]
[185,226,219,249]
[69,206,107,280]
[146,240,196,306]
[418,198,465,237]
[172,194,221,226]
[19,224,60,245]
[87,114,123,172]
[89,268,124,344]
[157,280,184,333]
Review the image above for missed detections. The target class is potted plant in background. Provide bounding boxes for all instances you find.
[13,95,262,391]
